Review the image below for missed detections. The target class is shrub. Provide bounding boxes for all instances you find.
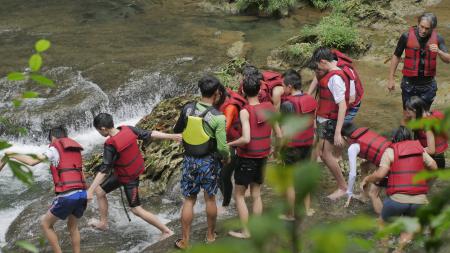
[235,0,298,15]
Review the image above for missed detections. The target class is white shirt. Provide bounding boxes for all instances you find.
[346,143,360,196]
[43,146,60,167]
[317,74,347,123]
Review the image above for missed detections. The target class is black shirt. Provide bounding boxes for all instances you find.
[394,27,447,85]
[97,126,152,174]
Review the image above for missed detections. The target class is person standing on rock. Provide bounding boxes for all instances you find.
[227,74,281,239]
[309,47,350,200]
[87,113,179,240]
[3,126,87,253]
[387,12,450,111]
[173,75,229,249]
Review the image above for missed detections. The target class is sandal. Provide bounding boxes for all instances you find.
[174,238,188,250]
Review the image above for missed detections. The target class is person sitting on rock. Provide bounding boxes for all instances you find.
[173,75,230,249]
[228,74,282,239]
[4,126,87,253]
[87,113,179,240]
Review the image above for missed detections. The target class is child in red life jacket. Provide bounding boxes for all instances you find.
[361,126,437,252]
[309,47,350,200]
[238,65,285,111]
[4,126,87,253]
[279,69,317,219]
[341,123,392,214]
[87,113,180,240]
[227,75,282,239]
[405,96,448,168]
[218,85,247,207]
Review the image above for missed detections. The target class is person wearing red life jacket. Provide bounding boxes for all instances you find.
[341,123,392,214]
[388,13,449,112]
[361,126,437,252]
[218,87,247,207]
[228,75,282,239]
[405,96,448,168]
[4,126,87,253]
[279,69,317,220]
[238,65,285,111]
[87,113,180,240]
[307,49,362,123]
[310,47,350,200]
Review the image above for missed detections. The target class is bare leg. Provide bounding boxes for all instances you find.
[394,232,414,253]
[41,211,61,253]
[67,215,81,253]
[204,192,217,242]
[250,183,262,215]
[229,185,250,238]
[286,186,295,218]
[369,184,383,215]
[304,194,315,216]
[130,206,173,240]
[89,187,109,230]
[181,196,196,246]
[320,139,347,199]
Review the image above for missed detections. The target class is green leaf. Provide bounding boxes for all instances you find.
[30,73,55,87]
[15,240,38,253]
[12,99,22,107]
[8,160,33,186]
[414,170,450,182]
[22,91,39,99]
[7,72,25,81]
[35,39,51,53]
[0,140,12,150]
[28,54,42,72]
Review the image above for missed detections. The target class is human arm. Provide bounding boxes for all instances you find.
[214,115,230,160]
[334,101,347,147]
[423,151,438,170]
[361,149,392,191]
[425,130,436,155]
[388,33,407,91]
[87,145,116,200]
[6,153,46,166]
[271,86,284,111]
[228,109,250,147]
[87,172,107,200]
[307,76,318,95]
[430,35,450,63]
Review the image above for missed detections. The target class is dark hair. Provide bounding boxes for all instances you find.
[418,12,437,29]
[405,96,428,119]
[391,126,413,143]
[311,47,335,64]
[242,65,260,79]
[242,75,261,97]
[198,74,221,98]
[48,125,68,141]
[341,122,358,137]
[214,83,227,109]
[283,69,302,90]
[93,113,114,129]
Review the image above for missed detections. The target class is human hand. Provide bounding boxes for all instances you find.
[344,195,352,208]
[387,79,395,92]
[334,134,345,147]
[349,95,356,105]
[172,134,182,143]
[360,178,368,193]
[429,44,439,53]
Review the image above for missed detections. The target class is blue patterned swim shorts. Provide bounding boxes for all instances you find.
[181,155,222,197]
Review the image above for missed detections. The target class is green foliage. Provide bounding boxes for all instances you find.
[235,0,298,15]
[300,13,360,51]
[15,240,39,253]
[28,54,43,72]
[214,57,248,90]
[308,0,333,9]
[35,39,51,53]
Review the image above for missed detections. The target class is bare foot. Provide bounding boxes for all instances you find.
[228,230,250,239]
[88,218,108,231]
[327,189,346,200]
[278,214,295,221]
[159,230,174,241]
[306,208,315,217]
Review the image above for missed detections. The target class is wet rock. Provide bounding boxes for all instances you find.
[197,0,240,15]
[226,40,252,59]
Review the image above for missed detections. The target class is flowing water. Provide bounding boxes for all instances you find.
[0,0,449,252]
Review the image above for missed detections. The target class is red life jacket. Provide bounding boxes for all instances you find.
[386,140,428,196]
[237,102,274,158]
[316,70,350,120]
[332,50,364,107]
[349,128,392,166]
[105,126,145,184]
[220,88,247,141]
[402,26,438,77]
[238,70,284,104]
[284,94,317,147]
[50,138,86,194]
[416,110,449,154]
